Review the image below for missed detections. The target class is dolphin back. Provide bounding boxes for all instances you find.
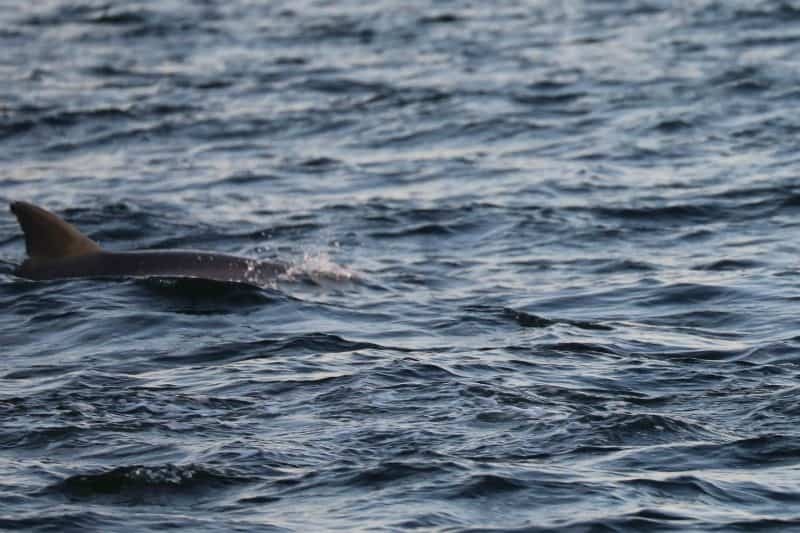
[9,201,286,286]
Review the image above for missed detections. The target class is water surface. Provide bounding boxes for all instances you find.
[3,1,800,531]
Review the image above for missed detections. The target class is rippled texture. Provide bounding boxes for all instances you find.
[3,0,800,531]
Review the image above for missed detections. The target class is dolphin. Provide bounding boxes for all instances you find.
[9,201,286,286]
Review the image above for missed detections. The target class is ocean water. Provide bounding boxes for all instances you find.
[3,0,800,531]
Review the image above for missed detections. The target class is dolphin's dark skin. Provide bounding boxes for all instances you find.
[10,201,286,286]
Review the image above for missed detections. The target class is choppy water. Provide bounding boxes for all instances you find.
[3,1,800,531]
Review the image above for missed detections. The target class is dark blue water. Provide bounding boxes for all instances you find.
[3,1,800,530]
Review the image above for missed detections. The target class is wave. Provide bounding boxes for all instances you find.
[47,464,252,499]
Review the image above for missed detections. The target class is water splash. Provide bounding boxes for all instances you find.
[281,249,359,283]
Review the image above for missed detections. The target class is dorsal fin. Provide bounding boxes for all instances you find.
[10,201,101,260]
